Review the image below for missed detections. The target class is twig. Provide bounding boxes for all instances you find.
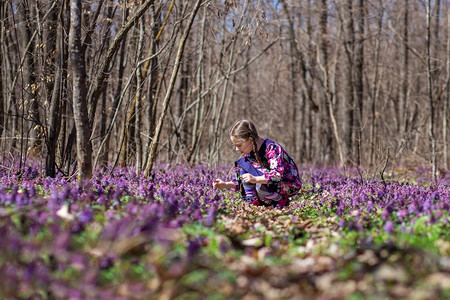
[380,148,389,188]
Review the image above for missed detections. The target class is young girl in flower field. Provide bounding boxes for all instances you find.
[213,119,302,208]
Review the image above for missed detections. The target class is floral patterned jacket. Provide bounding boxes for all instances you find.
[234,138,302,197]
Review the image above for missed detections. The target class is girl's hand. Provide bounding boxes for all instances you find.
[213,179,226,189]
[241,173,255,183]
[241,174,268,184]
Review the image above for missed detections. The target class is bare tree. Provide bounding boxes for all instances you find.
[337,0,356,164]
[69,0,93,180]
[143,3,165,168]
[399,0,410,148]
[354,0,365,166]
[19,2,40,153]
[45,1,65,177]
[0,0,4,142]
[445,4,449,170]
[426,0,436,180]
[135,18,146,172]
[316,0,345,166]
[187,4,207,163]
[369,0,385,166]
[98,3,116,168]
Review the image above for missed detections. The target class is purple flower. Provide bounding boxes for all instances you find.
[187,238,202,258]
[78,206,93,224]
[384,221,395,234]
[397,209,408,222]
[408,203,418,214]
[205,205,216,227]
[99,254,116,269]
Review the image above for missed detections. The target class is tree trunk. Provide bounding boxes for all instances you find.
[119,28,139,168]
[0,1,4,142]
[176,7,190,155]
[319,0,332,162]
[354,0,365,166]
[369,0,384,166]
[98,3,114,168]
[318,0,345,166]
[19,2,40,156]
[426,0,436,180]
[305,0,314,162]
[45,1,64,177]
[281,0,299,158]
[5,22,19,152]
[69,0,93,180]
[135,18,146,173]
[187,5,207,163]
[445,3,449,170]
[43,2,59,102]
[98,7,128,167]
[400,0,409,139]
[343,0,355,164]
[60,0,71,176]
[143,3,166,168]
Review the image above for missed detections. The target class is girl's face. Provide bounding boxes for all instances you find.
[231,136,253,155]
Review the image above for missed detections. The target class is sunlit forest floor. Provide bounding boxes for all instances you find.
[0,163,448,299]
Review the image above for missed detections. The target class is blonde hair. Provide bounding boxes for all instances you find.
[230,120,265,168]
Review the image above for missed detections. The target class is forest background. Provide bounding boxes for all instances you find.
[0,0,448,180]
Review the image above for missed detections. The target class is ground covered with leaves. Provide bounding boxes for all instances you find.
[0,163,449,299]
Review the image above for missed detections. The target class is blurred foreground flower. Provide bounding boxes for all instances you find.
[56,204,74,221]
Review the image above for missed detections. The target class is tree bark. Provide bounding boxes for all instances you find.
[119,27,139,168]
[354,0,365,166]
[369,0,384,166]
[281,0,299,158]
[98,3,115,168]
[319,0,332,162]
[426,0,436,180]
[0,1,4,142]
[69,0,93,180]
[45,1,64,177]
[135,18,146,173]
[445,3,449,170]
[19,2,39,147]
[342,0,355,163]
[187,5,207,163]
[400,0,409,138]
[318,0,345,166]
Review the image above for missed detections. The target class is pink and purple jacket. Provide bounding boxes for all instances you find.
[233,138,302,199]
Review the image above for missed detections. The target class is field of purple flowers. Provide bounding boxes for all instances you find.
[0,162,449,299]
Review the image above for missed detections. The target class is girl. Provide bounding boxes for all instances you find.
[213,119,302,208]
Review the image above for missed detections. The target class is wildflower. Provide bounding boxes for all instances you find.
[384,221,395,234]
[78,206,93,224]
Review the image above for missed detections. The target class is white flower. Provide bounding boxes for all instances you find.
[56,204,74,221]
[270,159,277,169]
